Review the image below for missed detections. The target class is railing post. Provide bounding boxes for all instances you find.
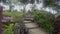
[0,6,3,34]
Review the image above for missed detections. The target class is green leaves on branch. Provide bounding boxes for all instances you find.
[19,0,29,4]
[45,0,55,7]
[19,0,35,4]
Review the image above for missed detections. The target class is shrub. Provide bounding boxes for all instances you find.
[3,23,14,34]
[3,11,24,21]
[33,11,54,34]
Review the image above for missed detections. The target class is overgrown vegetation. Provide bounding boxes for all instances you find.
[3,11,24,21]
[3,11,25,34]
[33,11,54,34]
[3,23,14,34]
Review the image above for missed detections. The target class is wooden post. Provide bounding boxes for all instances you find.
[0,6,3,34]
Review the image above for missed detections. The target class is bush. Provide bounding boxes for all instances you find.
[33,11,54,34]
[3,11,24,21]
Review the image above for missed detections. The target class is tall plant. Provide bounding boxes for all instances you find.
[3,23,14,34]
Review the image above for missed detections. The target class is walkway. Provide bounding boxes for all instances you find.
[23,14,48,34]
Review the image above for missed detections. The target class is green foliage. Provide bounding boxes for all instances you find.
[33,11,48,20]
[19,0,35,4]
[19,0,29,4]
[33,11,54,34]
[3,23,14,34]
[30,0,35,4]
[45,0,55,7]
[3,11,24,21]
[40,19,53,34]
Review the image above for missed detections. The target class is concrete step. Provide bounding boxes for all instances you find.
[25,23,38,29]
[29,28,48,34]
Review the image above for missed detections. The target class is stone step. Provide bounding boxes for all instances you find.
[25,16,34,18]
[25,23,38,29]
[25,15,34,17]
[24,18,34,20]
[24,21,32,23]
[29,28,48,34]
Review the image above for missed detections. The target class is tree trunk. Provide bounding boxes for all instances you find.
[9,5,13,12]
[9,6,12,12]
[0,6,3,34]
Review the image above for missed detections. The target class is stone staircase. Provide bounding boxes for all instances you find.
[23,14,48,34]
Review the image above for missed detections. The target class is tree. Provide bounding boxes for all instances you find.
[30,0,35,4]
[0,6,3,34]
[18,0,29,13]
[6,0,14,12]
[44,0,54,7]
[0,0,6,3]
[18,0,35,13]
[19,0,29,4]
[1,0,14,12]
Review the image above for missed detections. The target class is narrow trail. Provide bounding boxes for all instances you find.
[23,14,48,34]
